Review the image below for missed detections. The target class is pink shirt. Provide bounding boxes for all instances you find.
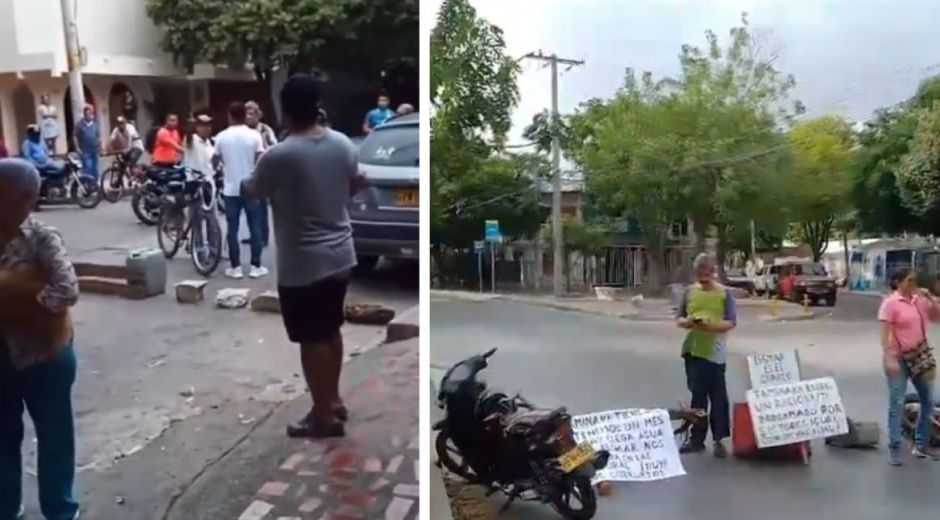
[878,292,934,354]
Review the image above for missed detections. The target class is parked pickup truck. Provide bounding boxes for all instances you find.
[755,260,837,306]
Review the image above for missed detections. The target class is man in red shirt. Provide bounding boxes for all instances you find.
[151,114,183,166]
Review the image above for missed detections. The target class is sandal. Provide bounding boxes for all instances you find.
[287,412,345,439]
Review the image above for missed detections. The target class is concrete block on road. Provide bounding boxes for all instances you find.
[250,291,281,314]
[216,288,250,309]
[175,280,208,304]
[386,305,419,343]
[346,303,396,325]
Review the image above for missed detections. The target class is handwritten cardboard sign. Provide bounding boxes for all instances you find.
[747,350,801,389]
[746,377,849,448]
[572,409,685,482]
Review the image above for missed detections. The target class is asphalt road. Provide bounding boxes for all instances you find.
[431,295,940,520]
[19,201,418,517]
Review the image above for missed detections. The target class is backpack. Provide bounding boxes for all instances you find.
[145,126,160,154]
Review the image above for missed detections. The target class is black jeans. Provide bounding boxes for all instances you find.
[684,355,730,445]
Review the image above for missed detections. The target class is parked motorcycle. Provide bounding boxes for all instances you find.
[39,153,101,209]
[131,165,186,225]
[434,348,608,519]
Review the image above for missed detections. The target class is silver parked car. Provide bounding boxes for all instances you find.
[349,112,419,271]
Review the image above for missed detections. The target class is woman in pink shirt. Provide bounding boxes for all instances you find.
[879,267,940,465]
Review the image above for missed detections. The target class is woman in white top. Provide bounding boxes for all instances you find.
[36,94,59,152]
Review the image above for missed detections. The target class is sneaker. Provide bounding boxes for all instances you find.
[713,441,728,458]
[248,266,269,279]
[679,441,706,454]
[912,443,938,460]
[888,445,904,466]
[225,267,244,279]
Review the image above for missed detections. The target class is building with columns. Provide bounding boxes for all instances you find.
[0,0,254,157]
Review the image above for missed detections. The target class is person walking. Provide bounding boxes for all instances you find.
[72,105,101,179]
[0,159,81,520]
[242,75,364,438]
[37,95,59,153]
[675,253,736,457]
[245,101,277,248]
[362,92,394,134]
[213,102,266,280]
[880,267,940,465]
[150,114,184,168]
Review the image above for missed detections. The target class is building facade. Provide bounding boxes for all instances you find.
[0,0,251,156]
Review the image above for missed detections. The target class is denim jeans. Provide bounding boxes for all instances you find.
[684,355,730,445]
[258,198,270,248]
[887,361,934,448]
[79,150,98,179]
[224,195,263,269]
[0,344,79,520]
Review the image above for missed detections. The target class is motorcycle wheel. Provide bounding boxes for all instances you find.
[191,210,223,276]
[551,476,597,520]
[72,176,102,209]
[157,203,184,259]
[132,190,160,226]
[100,167,125,203]
[435,430,478,482]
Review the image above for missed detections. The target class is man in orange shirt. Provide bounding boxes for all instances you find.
[151,114,184,166]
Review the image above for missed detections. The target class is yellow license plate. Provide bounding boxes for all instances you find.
[395,189,419,206]
[557,443,596,473]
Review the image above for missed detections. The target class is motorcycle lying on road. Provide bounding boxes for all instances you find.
[435,348,609,520]
[131,164,187,225]
[38,153,101,209]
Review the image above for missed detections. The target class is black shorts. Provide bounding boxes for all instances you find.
[278,270,351,344]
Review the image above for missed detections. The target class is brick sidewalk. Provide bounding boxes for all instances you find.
[237,340,420,520]
[166,338,420,520]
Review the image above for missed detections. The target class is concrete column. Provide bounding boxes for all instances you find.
[0,86,17,156]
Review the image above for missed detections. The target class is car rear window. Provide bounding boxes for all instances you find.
[359,124,419,167]
[794,264,827,276]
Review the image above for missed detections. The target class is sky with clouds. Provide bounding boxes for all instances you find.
[430,0,940,143]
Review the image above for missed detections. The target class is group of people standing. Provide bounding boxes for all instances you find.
[677,254,940,467]
[0,74,372,518]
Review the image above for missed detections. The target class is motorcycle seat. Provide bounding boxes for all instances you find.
[502,407,568,434]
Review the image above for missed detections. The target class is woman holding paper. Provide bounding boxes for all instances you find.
[0,159,81,519]
[879,267,940,466]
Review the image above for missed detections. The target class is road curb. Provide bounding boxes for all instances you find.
[385,304,419,343]
[758,311,817,323]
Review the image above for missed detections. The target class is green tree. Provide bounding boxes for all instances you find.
[897,102,940,218]
[145,0,418,122]
[430,0,542,252]
[665,13,802,260]
[787,116,855,261]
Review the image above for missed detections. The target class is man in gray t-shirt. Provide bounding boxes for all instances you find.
[242,75,365,439]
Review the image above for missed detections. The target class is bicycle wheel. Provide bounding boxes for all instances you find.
[100,167,125,203]
[157,202,184,259]
[191,209,223,276]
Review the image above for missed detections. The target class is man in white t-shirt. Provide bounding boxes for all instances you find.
[109,116,144,166]
[212,102,266,280]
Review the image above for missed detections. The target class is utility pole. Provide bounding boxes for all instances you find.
[522,51,584,297]
[60,0,85,126]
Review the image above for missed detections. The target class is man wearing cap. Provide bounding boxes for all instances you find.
[22,125,66,177]
[72,104,101,179]
[0,158,81,519]
[109,116,144,167]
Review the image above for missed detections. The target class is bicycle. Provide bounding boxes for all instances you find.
[100,151,146,203]
[156,169,223,276]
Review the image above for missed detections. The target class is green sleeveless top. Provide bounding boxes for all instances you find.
[681,285,730,363]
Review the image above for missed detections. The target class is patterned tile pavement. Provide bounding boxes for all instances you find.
[235,340,420,520]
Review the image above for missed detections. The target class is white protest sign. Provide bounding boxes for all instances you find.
[747,350,801,389]
[746,377,849,448]
[572,408,685,482]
